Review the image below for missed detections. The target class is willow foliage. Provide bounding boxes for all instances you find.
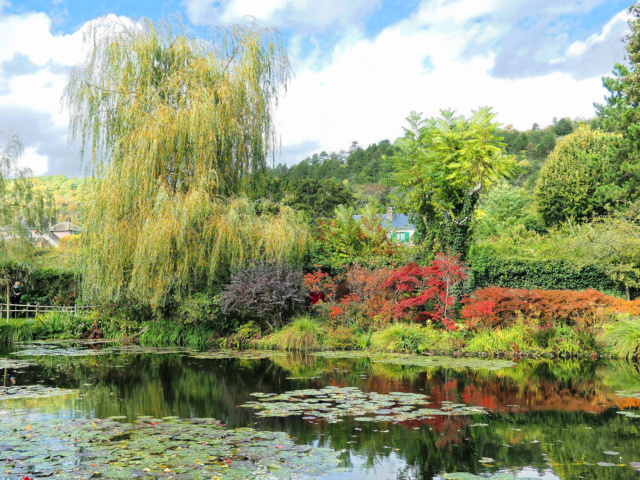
[1,133,53,279]
[64,18,305,308]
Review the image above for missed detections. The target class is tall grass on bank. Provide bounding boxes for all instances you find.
[0,320,34,350]
[262,315,327,351]
[370,323,442,354]
[137,321,215,349]
[602,316,640,359]
[465,325,540,355]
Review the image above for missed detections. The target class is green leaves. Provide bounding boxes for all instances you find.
[390,107,517,257]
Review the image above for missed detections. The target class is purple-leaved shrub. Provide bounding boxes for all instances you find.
[220,260,306,329]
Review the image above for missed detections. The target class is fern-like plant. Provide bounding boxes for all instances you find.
[602,316,640,359]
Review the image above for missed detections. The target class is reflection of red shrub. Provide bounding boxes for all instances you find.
[462,286,640,328]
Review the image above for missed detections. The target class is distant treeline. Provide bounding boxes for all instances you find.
[268,116,594,190]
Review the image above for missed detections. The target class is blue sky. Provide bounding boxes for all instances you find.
[0,0,633,176]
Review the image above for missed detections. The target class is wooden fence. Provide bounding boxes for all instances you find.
[0,303,97,322]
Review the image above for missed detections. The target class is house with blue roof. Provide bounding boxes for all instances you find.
[353,207,416,244]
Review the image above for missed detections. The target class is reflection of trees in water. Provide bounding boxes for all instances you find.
[8,353,640,479]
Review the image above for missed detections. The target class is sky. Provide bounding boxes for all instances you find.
[0,0,633,177]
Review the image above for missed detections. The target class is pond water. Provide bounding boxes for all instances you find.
[1,343,640,479]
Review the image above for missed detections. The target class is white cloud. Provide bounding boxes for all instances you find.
[184,0,381,32]
[275,3,629,165]
[0,13,138,176]
[17,147,49,176]
[564,10,629,60]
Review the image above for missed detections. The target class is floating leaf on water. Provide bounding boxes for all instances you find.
[241,386,489,423]
[189,350,283,360]
[0,359,36,369]
[312,351,516,370]
[0,384,76,401]
[0,416,344,479]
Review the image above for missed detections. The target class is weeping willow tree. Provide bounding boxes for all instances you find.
[64,17,308,309]
[1,134,53,267]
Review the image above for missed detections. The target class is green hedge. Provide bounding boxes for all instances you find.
[469,254,630,297]
[1,264,79,306]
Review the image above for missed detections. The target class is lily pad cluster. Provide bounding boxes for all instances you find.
[240,386,488,423]
[615,390,640,399]
[0,359,35,369]
[0,416,344,479]
[189,350,283,360]
[0,384,75,400]
[312,351,516,370]
[12,343,196,357]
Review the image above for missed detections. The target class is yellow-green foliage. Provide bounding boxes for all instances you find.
[0,320,34,349]
[371,323,444,354]
[534,126,617,226]
[601,315,640,358]
[465,325,540,355]
[264,315,327,351]
[63,18,301,309]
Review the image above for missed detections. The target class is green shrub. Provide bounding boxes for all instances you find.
[262,315,327,351]
[34,312,67,337]
[370,323,443,354]
[551,323,598,356]
[602,316,640,358]
[0,320,34,350]
[175,292,227,326]
[217,321,262,349]
[138,320,215,349]
[327,325,359,350]
[464,324,540,355]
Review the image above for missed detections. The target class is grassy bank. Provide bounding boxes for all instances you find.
[3,310,638,360]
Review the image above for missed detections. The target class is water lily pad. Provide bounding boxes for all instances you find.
[0,384,75,400]
[240,386,489,423]
[312,351,516,370]
[189,350,283,360]
[0,416,344,479]
[0,359,35,369]
[12,342,197,357]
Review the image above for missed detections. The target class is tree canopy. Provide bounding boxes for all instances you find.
[64,17,302,308]
[390,107,517,257]
[534,126,618,226]
[0,134,53,276]
[594,3,640,203]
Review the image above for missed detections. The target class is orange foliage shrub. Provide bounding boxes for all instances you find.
[463,286,640,329]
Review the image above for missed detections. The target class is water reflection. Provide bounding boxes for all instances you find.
[2,351,640,479]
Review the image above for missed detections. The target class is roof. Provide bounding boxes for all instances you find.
[352,213,416,231]
[51,221,82,233]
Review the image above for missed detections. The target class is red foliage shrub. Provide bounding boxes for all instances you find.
[462,286,640,329]
[304,269,342,303]
[383,252,469,329]
[307,253,469,329]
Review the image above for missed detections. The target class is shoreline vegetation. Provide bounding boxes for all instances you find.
[1,309,636,361]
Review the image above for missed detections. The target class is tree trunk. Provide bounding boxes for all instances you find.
[626,284,631,301]
[6,284,9,324]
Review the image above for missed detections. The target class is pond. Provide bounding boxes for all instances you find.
[1,342,640,479]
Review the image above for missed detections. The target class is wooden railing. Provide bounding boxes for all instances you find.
[0,303,98,322]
